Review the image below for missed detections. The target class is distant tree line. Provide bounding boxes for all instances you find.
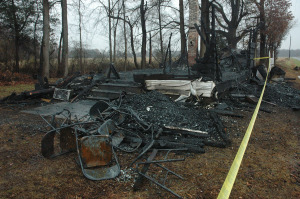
[0,0,295,79]
[278,49,300,57]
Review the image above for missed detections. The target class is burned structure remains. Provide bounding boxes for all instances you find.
[0,2,299,198]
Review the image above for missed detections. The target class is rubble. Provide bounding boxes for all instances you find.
[1,53,299,197]
[1,41,300,198]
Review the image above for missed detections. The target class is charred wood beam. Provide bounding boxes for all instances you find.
[209,109,244,118]
[158,136,204,147]
[162,129,209,138]
[209,112,231,145]
[155,140,205,153]
[164,126,208,135]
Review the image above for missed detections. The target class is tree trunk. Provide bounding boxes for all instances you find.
[140,0,146,69]
[149,32,152,66]
[228,28,237,49]
[200,0,209,58]
[179,0,186,56]
[123,0,127,71]
[14,33,20,73]
[158,0,163,63]
[79,0,83,73]
[108,0,112,63]
[129,23,139,69]
[11,0,19,73]
[259,0,266,65]
[33,9,40,72]
[57,32,62,76]
[61,0,68,77]
[42,0,50,78]
[113,7,120,63]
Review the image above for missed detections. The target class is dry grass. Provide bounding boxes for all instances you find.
[0,78,58,99]
[276,58,300,89]
[0,84,35,99]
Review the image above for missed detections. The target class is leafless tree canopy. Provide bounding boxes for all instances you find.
[0,0,294,76]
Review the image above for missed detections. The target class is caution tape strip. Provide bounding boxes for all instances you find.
[217,57,270,199]
[253,57,270,60]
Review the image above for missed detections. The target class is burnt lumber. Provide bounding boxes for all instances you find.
[210,109,244,118]
[209,112,231,145]
[56,72,81,88]
[155,140,205,153]
[158,136,204,147]
[70,81,97,102]
[162,128,209,138]
[164,125,208,135]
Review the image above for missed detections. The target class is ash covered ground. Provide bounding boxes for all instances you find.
[263,83,300,108]
[120,91,226,144]
[121,91,213,132]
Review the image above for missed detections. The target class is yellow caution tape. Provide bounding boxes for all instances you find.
[253,57,270,60]
[217,56,271,199]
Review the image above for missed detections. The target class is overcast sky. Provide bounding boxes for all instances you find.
[67,0,300,51]
[280,0,299,49]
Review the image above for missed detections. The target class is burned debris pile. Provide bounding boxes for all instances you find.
[222,80,300,110]
[263,83,300,108]
[38,92,228,197]
[1,50,299,198]
[119,91,230,148]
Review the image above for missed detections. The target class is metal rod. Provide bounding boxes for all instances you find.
[137,172,182,198]
[138,158,185,164]
[155,163,184,179]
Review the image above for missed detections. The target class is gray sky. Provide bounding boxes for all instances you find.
[67,0,300,50]
[280,0,300,49]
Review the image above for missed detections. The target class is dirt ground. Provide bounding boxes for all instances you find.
[0,101,299,199]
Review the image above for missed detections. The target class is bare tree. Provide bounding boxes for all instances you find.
[33,0,41,71]
[0,0,35,72]
[108,14,139,69]
[78,0,83,72]
[108,0,112,62]
[179,0,186,56]
[258,0,266,64]
[149,32,152,65]
[61,0,68,77]
[112,0,121,62]
[41,0,50,78]
[57,31,62,74]
[122,0,128,70]
[157,0,163,62]
[214,0,250,49]
[140,0,147,69]
[200,0,209,57]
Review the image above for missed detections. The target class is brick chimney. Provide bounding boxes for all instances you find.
[188,0,200,66]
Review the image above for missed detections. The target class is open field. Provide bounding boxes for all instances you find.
[0,84,35,99]
[277,58,300,89]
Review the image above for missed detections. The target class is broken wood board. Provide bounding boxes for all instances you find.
[245,95,277,106]
[145,79,215,98]
[164,125,208,135]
